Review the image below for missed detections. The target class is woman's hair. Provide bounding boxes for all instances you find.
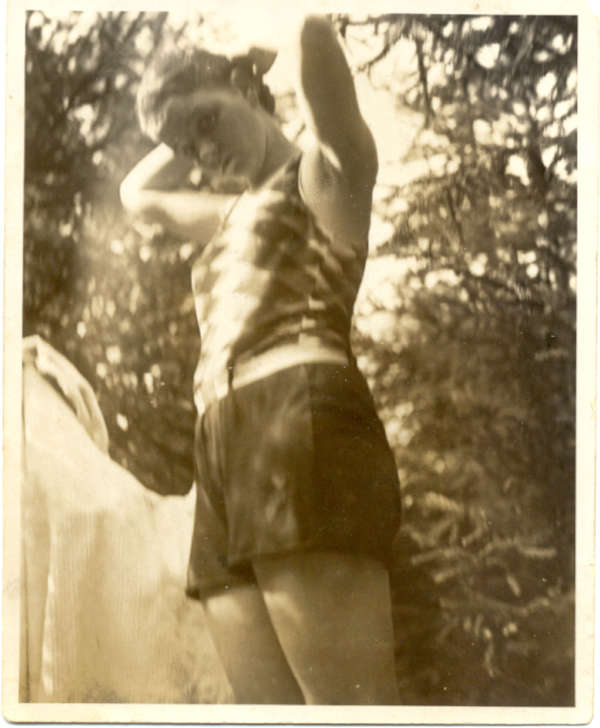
[137,46,276,141]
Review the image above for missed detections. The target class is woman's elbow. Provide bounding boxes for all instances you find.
[348,121,378,189]
[119,178,143,216]
[365,126,379,186]
[120,182,161,226]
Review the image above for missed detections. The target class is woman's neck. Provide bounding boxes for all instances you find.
[251,115,298,189]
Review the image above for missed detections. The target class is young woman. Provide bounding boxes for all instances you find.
[120,15,402,705]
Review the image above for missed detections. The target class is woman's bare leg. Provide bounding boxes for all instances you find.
[252,551,399,705]
[202,582,304,704]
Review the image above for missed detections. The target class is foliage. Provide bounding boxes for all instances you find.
[24,12,575,705]
[340,14,576,704]
[24,12,198,490]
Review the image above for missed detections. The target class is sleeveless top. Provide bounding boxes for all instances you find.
[190,153,367,398]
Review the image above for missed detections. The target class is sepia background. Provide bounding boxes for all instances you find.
[22,11,576,706]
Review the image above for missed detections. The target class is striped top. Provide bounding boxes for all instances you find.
[190,154,366,399]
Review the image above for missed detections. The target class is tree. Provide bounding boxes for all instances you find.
[25,12,201,492]
[338,14,576,704]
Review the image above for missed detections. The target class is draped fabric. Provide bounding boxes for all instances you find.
[20,337,232,703]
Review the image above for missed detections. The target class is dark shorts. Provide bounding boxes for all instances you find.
[186,362,402,600]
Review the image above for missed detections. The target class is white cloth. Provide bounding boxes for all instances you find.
[20,337,232,703]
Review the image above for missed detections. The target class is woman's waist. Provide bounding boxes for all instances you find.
[193,334,351,415]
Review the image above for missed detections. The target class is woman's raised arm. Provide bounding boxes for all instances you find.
[288,15,378,247]
[295,16,377,186]
[120,144,234,242]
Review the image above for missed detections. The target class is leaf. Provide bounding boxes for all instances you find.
[506,574,522,597]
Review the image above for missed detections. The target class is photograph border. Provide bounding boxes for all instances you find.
[3,0,597,723]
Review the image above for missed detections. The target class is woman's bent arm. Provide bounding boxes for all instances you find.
[120,144,234,242]
[120,144,195,198]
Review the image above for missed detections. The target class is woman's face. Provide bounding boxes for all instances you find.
[159,86,268,185]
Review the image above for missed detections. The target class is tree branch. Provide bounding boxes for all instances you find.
[414,36,432,127]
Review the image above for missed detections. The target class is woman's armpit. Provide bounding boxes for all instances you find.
[298,144,374,249]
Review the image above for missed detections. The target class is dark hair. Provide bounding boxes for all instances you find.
[137,47,275,141]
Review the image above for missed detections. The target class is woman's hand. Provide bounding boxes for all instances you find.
[218,8,303,60]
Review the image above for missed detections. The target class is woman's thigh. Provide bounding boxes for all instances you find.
[252,551,399,705]
[202,581,303,704]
